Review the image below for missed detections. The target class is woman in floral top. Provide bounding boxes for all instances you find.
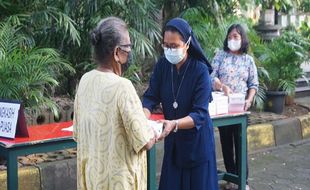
[211,24,258,190]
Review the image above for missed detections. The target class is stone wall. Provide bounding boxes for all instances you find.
[25,97,74,126]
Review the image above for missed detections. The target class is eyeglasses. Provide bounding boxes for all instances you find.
[118,44,132,54]
[161,43,182,49]
[161,37,191,50]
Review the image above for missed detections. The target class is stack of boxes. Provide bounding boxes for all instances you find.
[209,92,245,116]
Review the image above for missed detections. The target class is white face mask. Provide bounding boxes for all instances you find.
[228,39,241,52]
[164,47,185,65]
[164,37,191,65]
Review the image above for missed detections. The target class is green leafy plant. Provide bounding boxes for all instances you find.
[248,29,271,110]
[1,0,162,95]
[0,22,74,115]
[299,21,310,40]
[255,0,298,11]
[300,0,310,12]
[258,31,309,95]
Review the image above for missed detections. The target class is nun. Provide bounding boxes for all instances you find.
[143,17,218,190]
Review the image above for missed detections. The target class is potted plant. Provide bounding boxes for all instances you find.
[258,30,309,113]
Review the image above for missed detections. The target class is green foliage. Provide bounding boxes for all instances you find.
[1,0,162,96]
[1,2,81,48]
[247,29,271,110]
[300,0,310,12]
[160,1,241,32]
[181,7,233,59]
[255,0,299,11]
[0,22,74,114]
[300,21,310,39]
[257,31,309,95]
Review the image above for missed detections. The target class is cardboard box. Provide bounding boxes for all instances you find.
[229,93,245,104]
[228,93,245,113]
[228,104,245,113]
[211,92,228,115]
[209,101,216,116]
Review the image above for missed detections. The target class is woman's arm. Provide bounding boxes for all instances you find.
[211,51,232,95]
[118,80,156,153]
[142,60,163,115]
[213,78,232,95]
[143,133,156,150]
[158,116,195,140]
[244,56,259,110]
[245,88,257,111]
[143,108,151,119]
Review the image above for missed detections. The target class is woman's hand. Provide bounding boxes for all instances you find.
[214,78,222,90]
[222,85,232,96]
[244,99,252,111]
[157,120,176,141]
[244,88,256,111]
[143,108,151,119]
[144,129,157,150]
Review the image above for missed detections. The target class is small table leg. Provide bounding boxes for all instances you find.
[7,153,18,190]
[147,145,156,190]
[238,117,247,190]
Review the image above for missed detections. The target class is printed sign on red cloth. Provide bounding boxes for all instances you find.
[0,100,29,139]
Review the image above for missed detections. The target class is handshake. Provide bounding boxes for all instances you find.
[145,119,178,149]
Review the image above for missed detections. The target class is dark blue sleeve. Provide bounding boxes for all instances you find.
[189,65,212,130]
[142,60,162,111]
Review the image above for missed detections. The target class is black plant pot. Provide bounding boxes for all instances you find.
[265,91,286,114]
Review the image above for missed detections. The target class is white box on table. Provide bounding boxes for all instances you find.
[229,93,245,104]
[211,92,228,115]
[228,93,245,113]
[209,101,216,116]
[228,104,245,112]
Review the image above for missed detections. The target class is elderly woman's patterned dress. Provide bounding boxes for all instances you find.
[73,70,153,190]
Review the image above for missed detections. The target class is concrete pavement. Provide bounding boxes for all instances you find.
[218,139,310,190]
[247,139,310,190]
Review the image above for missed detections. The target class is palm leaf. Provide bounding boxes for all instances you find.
[0,20,74,113]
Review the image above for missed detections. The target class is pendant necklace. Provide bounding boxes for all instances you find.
[171,62,190,109]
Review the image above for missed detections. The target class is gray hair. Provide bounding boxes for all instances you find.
[90,17,128,64]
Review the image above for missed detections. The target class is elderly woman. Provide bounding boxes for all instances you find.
[143,17,218,190]
[211,24,259,190]
[73,17,156,190]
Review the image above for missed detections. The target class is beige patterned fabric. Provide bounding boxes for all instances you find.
[73,70,153,190]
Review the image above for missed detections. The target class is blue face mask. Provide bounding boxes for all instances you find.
[164,37,191,65]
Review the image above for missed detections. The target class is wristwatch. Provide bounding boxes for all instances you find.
[173,120,179,133]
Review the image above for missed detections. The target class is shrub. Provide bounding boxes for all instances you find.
[0,22,74,115]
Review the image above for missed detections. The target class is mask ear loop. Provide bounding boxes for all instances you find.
[185,36,191,48]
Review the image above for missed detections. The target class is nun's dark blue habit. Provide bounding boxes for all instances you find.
[143,18,218,190]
